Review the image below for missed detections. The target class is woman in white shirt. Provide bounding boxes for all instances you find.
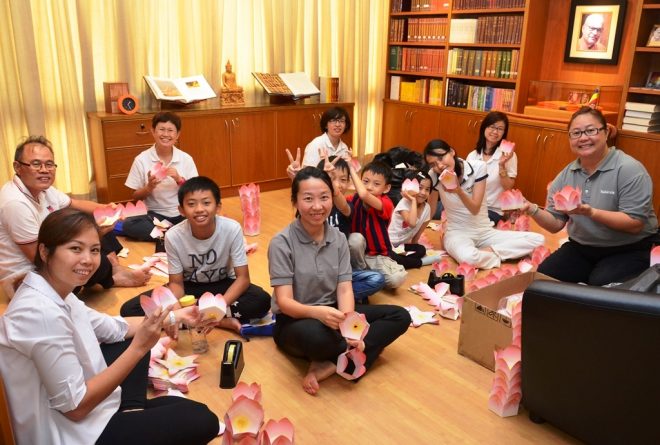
[465,111,517,224]
[302,107,352,167]
[0,208,218,445]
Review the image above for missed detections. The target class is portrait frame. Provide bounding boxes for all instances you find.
[648,24,660,47]
[564,0,626,65]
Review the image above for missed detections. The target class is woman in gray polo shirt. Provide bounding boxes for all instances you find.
[268,167,410,395]
[523,107,658,285]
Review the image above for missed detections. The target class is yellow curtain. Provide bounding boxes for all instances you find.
[0,0,387,196]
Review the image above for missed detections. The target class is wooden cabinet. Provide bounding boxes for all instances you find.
[381,101,442,152]
[88,101,354,203]
[436,109,483,158]
[614,133,660,216]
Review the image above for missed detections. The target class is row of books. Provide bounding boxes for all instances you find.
[390,76,444,105]
[453,0,525,9]
[389,47,447,74]
[405,18,449,42]
[622,102,660,133]
[450,16,523,44]
[445,79,515,111]
[391,0,449,13]
[447,49,519,79]
[390,18,406,42]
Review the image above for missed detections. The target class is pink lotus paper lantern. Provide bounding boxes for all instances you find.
[154,349,199,376]
[488,345,522,417]
[140,285,179,316]
[150,161,169,181]
[510,296,523,348]
[339,312,370,341]
[499,139,515,154]
[531,245,551,266]
[496,219,512,231]
[456,262,477,281]
[199,292,228,321]
[223,396,265,444]
[336,348,367,381]
[232,382,262,403]
[651,245,660,267]
[401,178,420,195]
[123,200,148,218]
[438,294,463,320]
[499,189,525,211]
[432,259,451,276]
[93,205,123,227]
[553,185,582,212]
[259,418,295,445]
[514,214,530,232]
[439,169,458,190]
[239,183,261,236]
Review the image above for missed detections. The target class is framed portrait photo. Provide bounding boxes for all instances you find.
[648,24,660,47]
[564,0,627,65]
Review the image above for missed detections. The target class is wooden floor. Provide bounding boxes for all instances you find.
[2,188,578,444]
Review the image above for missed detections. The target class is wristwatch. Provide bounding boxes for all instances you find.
[499,169,507,177]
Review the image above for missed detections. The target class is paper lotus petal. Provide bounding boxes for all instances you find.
[456,262,477,281]
[150,336,172,362]
[553,185,582,212]
[496,219,512,230]
[140,285,179,316]
[123,200,148,218]
[401,178,420,194]
[439,169,458,190]
[153,217,173,229]
[117,247,130,258]
[224,396,265,439]
[513,214,530,232]
[499,139,515,154]
[150,161,169,181]
[517,258,535,273]
[426,222,442,231]
[93,206,122,227]
[150,226,165,239]
[349,158,362,173]
[432,259,451,276]
[433,282,450,297]
[531,245,551,266]
[232,382,262,403]
[259,418,295,445]
[336,348,367,380]
[244,239,258,255]
[499,189,525,211]
[652,245,660,267]
[155,349,199,376]
[199,292,228,321]
[405,306,439,327]
[339,311,370,341]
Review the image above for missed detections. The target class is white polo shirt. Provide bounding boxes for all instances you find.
[466,147,518,215]
[388,198,431,247]
[125,145,198,217]
[0,176,71,282]
[302,133,350,167]
[0,272,128,444]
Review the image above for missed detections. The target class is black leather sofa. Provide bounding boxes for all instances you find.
[521,280,660,444]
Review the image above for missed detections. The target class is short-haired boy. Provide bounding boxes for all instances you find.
[346,161,407,289]
[121,176,271,332]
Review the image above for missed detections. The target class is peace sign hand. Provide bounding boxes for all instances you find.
[286,147,302,180]
[319,149,341,177]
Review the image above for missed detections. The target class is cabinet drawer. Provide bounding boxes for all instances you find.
[103,120,153,148]
[105,146,150,176]
[107,175,133,203]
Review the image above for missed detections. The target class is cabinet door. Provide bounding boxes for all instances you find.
[506,122,543,202]
[229,112,277,185]
[533,129,573,205]
[437,110,482,158]
[407,107,442,153]
[615,134,660,216]
[178,115,232,188]
[276,108,322,176]
[381,102,413,151]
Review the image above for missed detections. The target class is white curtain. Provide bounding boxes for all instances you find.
[0,0,387,195]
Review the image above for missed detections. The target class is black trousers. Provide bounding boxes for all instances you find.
[274,303,410,370]
[122,212,185,242]
[96,340,219,445]
[389,243,426,269]
[120,279,271,323]
[538,235,655,286]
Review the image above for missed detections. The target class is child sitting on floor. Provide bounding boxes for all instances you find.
[387,170,442,269]
[121,176,271,332]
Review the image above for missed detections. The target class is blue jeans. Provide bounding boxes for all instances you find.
[352,270,385,303]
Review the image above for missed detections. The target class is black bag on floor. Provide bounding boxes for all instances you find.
[428,271,465,296]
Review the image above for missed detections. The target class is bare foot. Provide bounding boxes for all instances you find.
[215,317,242,333]
[302,361,336,395]
[112,266,151,287]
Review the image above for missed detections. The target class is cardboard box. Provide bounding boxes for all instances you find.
[457,272,554,371]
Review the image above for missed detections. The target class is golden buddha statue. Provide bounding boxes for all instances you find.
[221,60,244,105]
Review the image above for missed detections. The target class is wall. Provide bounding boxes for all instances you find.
[538,0,638,86]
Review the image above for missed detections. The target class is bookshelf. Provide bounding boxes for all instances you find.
[618,0,660,139]
[385,0,549,113]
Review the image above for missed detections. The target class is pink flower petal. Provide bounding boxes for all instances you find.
[553,185,582,212]
[432,259,451,275]
[439,169,458,190]
[517,258,535,273]
[496,219,512,230]
[336,348,367,380]
[339,312,370,341]
[150,161,169,181]
[199,292,227,321]
[232,382,262,403]
[151,285,179,308]
[154,349,199,376]
[513,214,530,231]
[260,418,294,445]
[401,178,420,194]
[404,306,439,327]
[456,262,477,281]
[123,200,148,218]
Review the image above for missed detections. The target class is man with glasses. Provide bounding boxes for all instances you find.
[0,136,151,297]
[577,13,607,51]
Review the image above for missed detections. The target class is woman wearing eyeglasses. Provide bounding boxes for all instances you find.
[466,111,517,224]
[302,107,352,167]
[524,107,658,286]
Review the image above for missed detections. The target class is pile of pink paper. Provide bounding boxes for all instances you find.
[130,253,169,277]
[149,348,200,393]
[239,183,261,236]
[93,200,148,227]
[409,282,463,320]
[404,305,439,327]
[488,345,522,417]
[223,381,294,444]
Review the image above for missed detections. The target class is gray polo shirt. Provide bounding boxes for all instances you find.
[546,147,658,247]
[268,219,352,314]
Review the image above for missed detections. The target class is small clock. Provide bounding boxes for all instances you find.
[117,94,139,115]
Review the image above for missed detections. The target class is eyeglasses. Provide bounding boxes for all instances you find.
[586,26,603,33]
[568,127,606,139]
[17,160,58,171]
[329,118,346,125]
[487,125,506,133]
